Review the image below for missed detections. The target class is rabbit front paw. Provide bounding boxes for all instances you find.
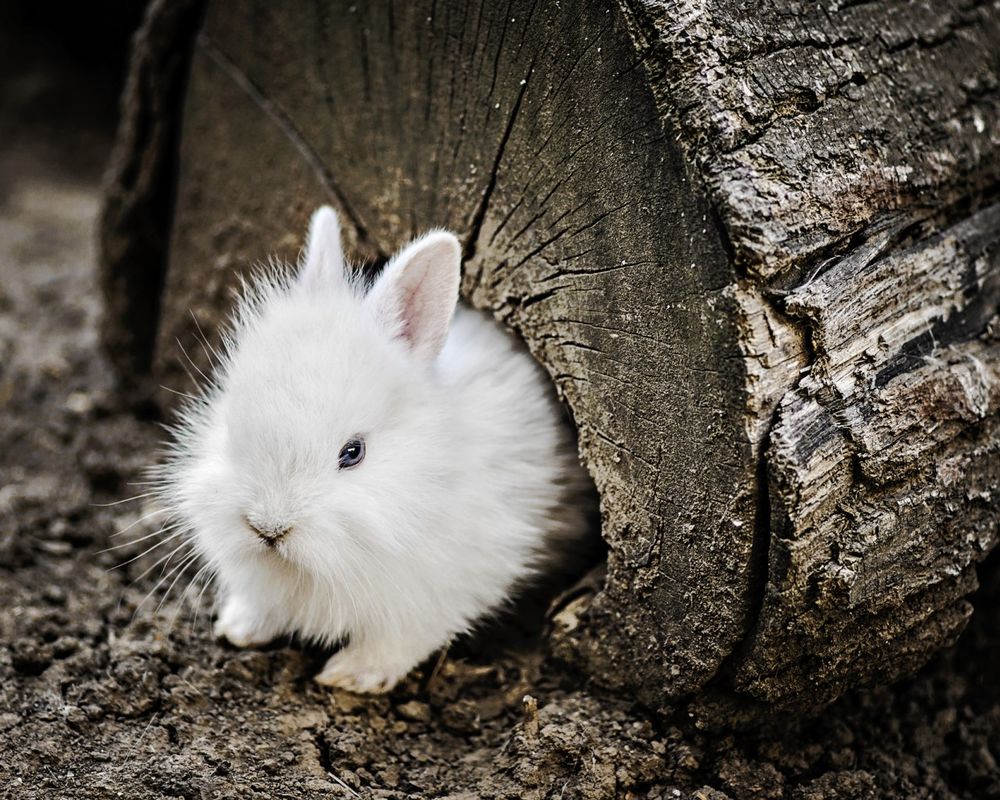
[213,596,280,648]
[315,646,411,694]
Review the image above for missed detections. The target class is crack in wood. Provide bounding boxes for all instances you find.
[196,34,383,258]
[462,57,534,266]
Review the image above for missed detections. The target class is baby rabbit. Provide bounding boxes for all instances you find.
[158,206,592,693]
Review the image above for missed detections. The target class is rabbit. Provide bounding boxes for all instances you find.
[155,205,594,693]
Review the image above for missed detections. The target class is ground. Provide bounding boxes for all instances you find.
[2,17,1000,800]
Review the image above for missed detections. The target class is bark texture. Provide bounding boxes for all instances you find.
[635,0,1000,708]
[97,0,205,387]
[100,0,1000,712]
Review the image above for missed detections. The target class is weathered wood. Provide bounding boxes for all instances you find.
[98,0,205,387]
[100,0,1000,713]
[639,0,1000,282]
[733,205,1000,705]
[630,0,1000,708]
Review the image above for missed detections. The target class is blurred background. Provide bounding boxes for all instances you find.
[0,1,141,182]
[0,1,147,530]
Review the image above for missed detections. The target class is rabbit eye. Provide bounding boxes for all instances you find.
[338,437,365,469]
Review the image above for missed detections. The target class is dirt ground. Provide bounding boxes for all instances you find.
[3,17,1000,800]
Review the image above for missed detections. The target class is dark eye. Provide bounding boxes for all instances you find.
[338,437,366,469]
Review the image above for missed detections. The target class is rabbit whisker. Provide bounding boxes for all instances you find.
[132,547,199,622]
[99,522,183,555]
[89,492,156,508]
[189,308,225,366]
[159,384,200,401]
[110,506,168,539]
[176,336,212,385]
[158,549,204,618]
[106,525,185,566]
[186,561,217,637]
[127,536,194,585]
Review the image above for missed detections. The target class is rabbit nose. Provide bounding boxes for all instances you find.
[244,516,292,546]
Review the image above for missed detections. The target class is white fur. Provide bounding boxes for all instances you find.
[155,206,591,693]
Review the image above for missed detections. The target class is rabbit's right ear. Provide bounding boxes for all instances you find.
[299,206,348,291]
[365,231,461,362]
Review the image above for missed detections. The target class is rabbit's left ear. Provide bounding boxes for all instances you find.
[366,231,461,362]
[299,206,348,290]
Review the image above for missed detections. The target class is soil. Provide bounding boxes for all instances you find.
[2,16,1000,800]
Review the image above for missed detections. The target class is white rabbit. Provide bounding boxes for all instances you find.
[156,206,593,693]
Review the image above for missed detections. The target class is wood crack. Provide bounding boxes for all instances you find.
[462,57,534,264]
[196,34,383,258]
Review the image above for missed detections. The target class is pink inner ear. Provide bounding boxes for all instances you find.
[399,265,432,346]
[370,231,461,362]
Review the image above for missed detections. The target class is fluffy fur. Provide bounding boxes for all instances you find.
[154,206,592,693]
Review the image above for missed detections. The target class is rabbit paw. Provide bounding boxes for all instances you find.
[315,647,409,694]
[213,597,279,648]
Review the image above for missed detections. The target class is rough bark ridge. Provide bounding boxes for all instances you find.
[98,0,205,387]
[99,0,1000,712]
[632,0,1000,707]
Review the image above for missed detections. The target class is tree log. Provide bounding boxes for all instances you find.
[100,0,1000,712]
[98,0,206,387]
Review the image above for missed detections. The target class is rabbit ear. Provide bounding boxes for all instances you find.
[299,206,348,290]
[366,231,462,362]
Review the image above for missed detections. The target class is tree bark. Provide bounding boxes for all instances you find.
[100,0,1000,713]
[98,0,206,389]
